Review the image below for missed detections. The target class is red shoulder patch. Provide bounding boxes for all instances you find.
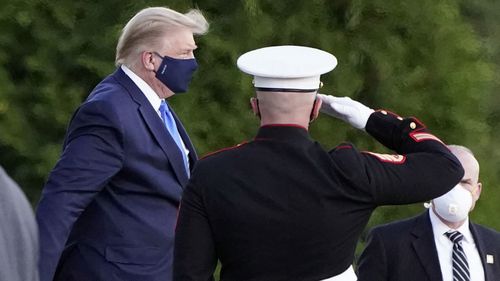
[201,141,249,159]
[363,152,406,164]
[409,131,444,144]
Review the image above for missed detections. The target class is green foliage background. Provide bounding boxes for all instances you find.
[1,0,499,267]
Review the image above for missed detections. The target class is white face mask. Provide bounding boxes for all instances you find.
[432,184,473,223]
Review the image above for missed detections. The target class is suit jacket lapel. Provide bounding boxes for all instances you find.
[411,211,443,281]
[112,68,189,187]
[470,223,493,281]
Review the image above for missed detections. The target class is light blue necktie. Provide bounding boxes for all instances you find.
[159,100,190,177]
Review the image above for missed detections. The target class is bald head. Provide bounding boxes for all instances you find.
[257,91,316,114]
[430,145,482,228]
[448,145,480,185]
[251,91,321,127]
[446,145,482,212]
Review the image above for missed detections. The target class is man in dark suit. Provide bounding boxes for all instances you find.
[0,166,39,281]
[357,145,500,281]
[173,45,464,281]
[36,7,208,281]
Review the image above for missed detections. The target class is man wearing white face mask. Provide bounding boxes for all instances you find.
[357,145,500,281]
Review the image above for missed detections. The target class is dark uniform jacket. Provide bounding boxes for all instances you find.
[174,110,464,281]
[357,211,500,281]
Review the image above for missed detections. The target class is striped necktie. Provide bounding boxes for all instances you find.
[445,231,470,281]
[159,100,190,177]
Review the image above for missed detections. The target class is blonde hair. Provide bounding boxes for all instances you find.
[115,7,209,67]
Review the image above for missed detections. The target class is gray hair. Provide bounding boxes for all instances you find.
[115,7,209,67]
[447,144,480,178]
[447,144,475,157]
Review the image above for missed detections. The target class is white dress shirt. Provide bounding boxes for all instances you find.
[429,209,485,281]
[320,265,357,281]
[121,65,190,164]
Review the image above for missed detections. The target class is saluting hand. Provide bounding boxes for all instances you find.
[318,94,374,130]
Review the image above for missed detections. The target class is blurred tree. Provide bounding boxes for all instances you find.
[0,0,122,200]
[457,0,500,231]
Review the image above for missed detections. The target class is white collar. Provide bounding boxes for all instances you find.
[121,65,163,112]
[429,208,473,243]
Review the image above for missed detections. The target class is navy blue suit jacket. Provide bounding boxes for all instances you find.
[36,67,197,281]
[357,211,500,281]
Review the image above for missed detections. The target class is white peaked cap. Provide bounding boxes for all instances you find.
[237,45,337,92]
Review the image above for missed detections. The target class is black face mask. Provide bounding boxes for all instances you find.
[153,52,198,93]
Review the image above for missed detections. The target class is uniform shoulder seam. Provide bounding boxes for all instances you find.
[201,141,249,159]
[333,142,354,151]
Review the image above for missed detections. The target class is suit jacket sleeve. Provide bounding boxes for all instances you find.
[174,175,217,281]
[332,110,464,205]
[357,228,388,281]
[36,99,124,281]
[0,167,39,281]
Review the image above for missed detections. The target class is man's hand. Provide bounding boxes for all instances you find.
[318,94,374,130]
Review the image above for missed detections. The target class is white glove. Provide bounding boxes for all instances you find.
[318,94,374,130]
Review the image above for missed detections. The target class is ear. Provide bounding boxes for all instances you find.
[250,97,260,116]
[470,182,482,211]
[142,51,156,71]
[310,97,322,122]
[473,182,482,201]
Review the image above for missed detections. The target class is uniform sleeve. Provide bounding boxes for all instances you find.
[174,177,217,281]
[35,100,124,281]
[357,228,388,281]
[333,110,464,205]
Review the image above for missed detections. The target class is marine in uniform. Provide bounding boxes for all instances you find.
[173,45,464,281]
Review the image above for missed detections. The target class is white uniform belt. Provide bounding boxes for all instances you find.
[320,265,357,281]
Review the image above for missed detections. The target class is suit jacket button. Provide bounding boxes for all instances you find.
[410,122,417,129]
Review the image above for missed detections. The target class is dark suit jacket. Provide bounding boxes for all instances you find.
[357,211,500,281]
[36,67,197,281]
